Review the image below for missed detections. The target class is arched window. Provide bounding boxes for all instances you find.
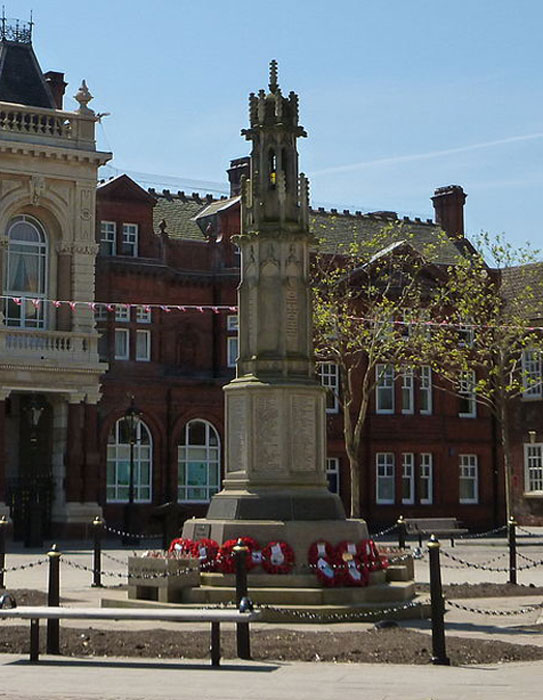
[3,215,48,328]
[177,420,220,502]
[106,418,152,502]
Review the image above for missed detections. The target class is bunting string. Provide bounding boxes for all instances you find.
[0,294,237,315]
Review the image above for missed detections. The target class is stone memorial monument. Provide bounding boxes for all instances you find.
[183,62,369,567]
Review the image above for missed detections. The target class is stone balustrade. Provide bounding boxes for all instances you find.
[0,327,100,365]
[0,101,96,150]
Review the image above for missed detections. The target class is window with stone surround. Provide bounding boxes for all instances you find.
[4,215,47,328]
[106,418,152,502]
[522,350,542,399]
[100,221,116,256]
[376,452,395,504]
[524,444,543,493]
[319,362,340,413]
[121,223,138,257]
[326,457,340,494]
[459,454,478,503]
[177,420,221,503]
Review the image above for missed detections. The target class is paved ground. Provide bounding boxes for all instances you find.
[1,530,543,699]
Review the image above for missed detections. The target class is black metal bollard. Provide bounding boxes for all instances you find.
[233,540,251,660]
[92,516,103,588]
[508,516,517,585]
[397,515,406,549]
[0,515,7,589]
[427,535,450,666]
[46,544,61,655]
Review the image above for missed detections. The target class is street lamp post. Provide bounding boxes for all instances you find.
[122,396,142,546]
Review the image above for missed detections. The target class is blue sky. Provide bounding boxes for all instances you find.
[10,0,543,248]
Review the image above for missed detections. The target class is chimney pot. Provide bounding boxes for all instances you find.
[432,184,467,238]
[44,71,67,109]
[227,156,250,197]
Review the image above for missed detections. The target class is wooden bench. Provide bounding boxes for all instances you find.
[404,517,468,547]
[0,606,260,666]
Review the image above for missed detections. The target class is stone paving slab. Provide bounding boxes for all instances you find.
[0,655,543,700]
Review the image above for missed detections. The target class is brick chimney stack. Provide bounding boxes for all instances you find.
[431,185,467,238]
[44,71,67,109]
[227,156,250,196]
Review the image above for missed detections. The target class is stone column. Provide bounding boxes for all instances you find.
[56,246,72,331]
[0,236,7,325]
[50,396,69,524]
[0,391,10,517]
[64,398,84,502]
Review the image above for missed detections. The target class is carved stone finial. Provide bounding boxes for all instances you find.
[74,80,94,114]
[158,219,167,236]
[269,59,278,93]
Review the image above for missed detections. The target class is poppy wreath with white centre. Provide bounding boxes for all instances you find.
[190,538,219,571]
[261,541,295,574]
[308,540,341,587]
[334,540,370,587]
[216,537,260,574]
[168,537,194,556]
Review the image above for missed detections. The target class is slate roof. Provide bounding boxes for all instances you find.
[0,40,56,108]
[500,263,543,319]
[148,188,465,264]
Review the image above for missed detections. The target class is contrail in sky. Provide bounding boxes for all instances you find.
[309,132,543,177]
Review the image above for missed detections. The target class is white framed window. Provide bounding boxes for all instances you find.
[115,305,130,322]
[459,454,478,503]
[94,304,107,322]
[376,452,395,504]
[319,362,340,413]
[136,306,152,324]
[401,368,414,415]
[326,457,340,495]
[401,453,414,504]
[136,330,151,361]
[458,323,474,347]
[114,328,129,360]
[227,314,238,368]
[100,221,116,256]
[227,337,238,368]
[522,350,542,399]
[458,370,476,418]
[420,453,433,504]
[3,215,48,329]
[106,418,152,502]
[122,223,138,257]
[420,366,432,415]
[376,364,394,414]
[524,444,543,493]
[178,420,221,503]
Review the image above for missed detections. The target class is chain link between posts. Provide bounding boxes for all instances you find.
[446,599,543,616]
[439,548,543,572]
[0,557,48,574]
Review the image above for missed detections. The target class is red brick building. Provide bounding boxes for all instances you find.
[0,24,539,541]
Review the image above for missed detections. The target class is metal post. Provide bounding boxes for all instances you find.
[397,515,406,549]
[233,540,251,660]
[92,516,103,588]
[427,535,450,666]
[0,515,7,589]
[508,516,517,585]
[46,544,61,655]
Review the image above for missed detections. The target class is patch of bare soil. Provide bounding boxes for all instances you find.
[0,626,542,666]
[2,587,542,666]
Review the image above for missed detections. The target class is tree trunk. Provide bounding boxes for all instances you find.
[500,400,513,522]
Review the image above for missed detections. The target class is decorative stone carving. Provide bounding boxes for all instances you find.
[29,175,45,205]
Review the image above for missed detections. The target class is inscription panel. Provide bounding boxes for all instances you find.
[227,394,247,473]
[254,394,282,474]
[291,395,316,472]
